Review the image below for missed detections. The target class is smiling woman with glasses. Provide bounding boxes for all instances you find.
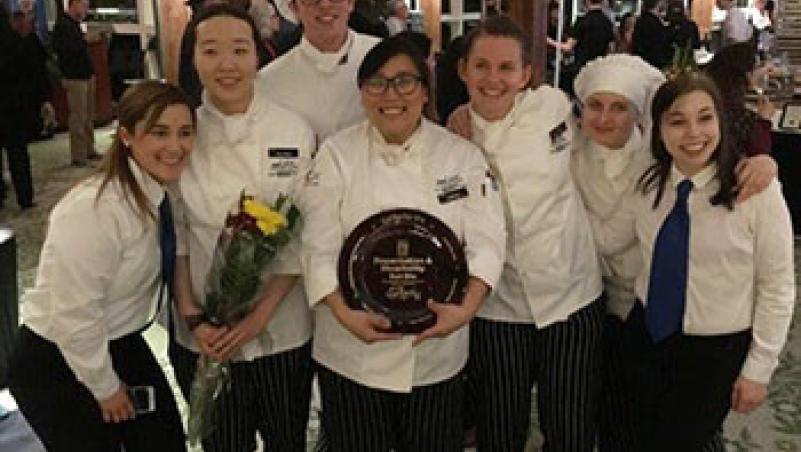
[300,35,506,451]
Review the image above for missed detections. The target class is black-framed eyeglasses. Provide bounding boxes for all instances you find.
[362,74,423,96]
[296,0,348,5]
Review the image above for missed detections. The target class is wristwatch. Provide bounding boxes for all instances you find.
[184,314,206,332]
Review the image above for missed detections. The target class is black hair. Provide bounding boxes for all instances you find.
[396,30,432,59]
[640,72,738,210]
[463,14,532,67]
[643,0,662,11]
[357,34,434,119]
[190,2,261,48]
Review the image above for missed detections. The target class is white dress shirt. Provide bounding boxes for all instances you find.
[175,87,316,360]
[722,6,754,44]
[592,164,795,384]
[22,160,165,400]
[571,128,653,319]
[301,119,506,392]
[258,30,380,142]
[471,88,603,328]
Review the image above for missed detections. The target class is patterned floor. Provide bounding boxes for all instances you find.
[1,128,799,450]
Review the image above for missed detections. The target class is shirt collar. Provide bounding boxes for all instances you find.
[200,87,267,144]
[368,119,425,166]
[670,162,717,190]
[128,157,167,208]
[299,30,355,74]
[470,90,526,134]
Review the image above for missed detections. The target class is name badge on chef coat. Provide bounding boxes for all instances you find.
[436,174,469,204]
[267,147,299,178]
[549,122,569,153]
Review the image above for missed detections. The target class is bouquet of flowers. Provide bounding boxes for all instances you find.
[187,191,300,445]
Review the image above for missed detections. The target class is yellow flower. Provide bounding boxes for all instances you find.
[242,198,286,235]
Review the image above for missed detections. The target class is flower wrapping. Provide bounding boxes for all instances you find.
[187,192,300,446]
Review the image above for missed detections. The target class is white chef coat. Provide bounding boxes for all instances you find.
[471,87,603,328]
[22,160,165,400]
[174,86,316,360]
[571,127,653,319]
[592,164,795,384]
[258,30,380,142]
[301,119,506,392]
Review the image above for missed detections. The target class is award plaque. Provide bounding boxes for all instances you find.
[338,208,468,333]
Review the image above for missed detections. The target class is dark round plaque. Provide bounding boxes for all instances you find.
[338,208,468,334]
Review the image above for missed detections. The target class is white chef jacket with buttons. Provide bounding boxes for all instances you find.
[571,128,653,319]
[258,30,379,142]
[471,87,603,328]
[592,164,795,384]
[301,119,506,392]
[174,87,316,360]
[22,160,165,400]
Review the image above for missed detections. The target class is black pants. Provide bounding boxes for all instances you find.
[0,122,33,208]
[597,314,638,452]
[467,297,605,452]
[170,341,313,452]
[621,304,750,452]
[8,326,186,452]
[317,364,465,452]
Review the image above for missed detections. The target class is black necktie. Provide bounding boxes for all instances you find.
[159,194,176,298]
[645,179,693,343]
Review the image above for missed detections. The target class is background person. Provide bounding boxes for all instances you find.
[705,42,776,159]
[717,0,753,45]
[666,0,701,50]
[385,0,409,35]
[615,12,636,53]
[0,3,35,210]
[632,0,672,69]
[7,81,193,452]
[52,0,101,166]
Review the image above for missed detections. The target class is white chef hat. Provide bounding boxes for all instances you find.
[574,54,666,118]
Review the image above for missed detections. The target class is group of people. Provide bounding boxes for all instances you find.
[6,2,796,452]
[546,0,773,95]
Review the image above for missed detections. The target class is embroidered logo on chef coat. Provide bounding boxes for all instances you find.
[267,147,299,177]
[436,174,469,204]
[549,122,569,153]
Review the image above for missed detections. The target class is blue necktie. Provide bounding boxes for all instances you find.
[645,179,693,343]
[159,194,176,298]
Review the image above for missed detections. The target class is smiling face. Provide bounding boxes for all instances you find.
[459,35,532,122]
[194,15,258,115]
[659,90,721,176]
[361,54,428,144]
[582,92,638,149]
[121,104,195,184]
[291,0,355,52]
